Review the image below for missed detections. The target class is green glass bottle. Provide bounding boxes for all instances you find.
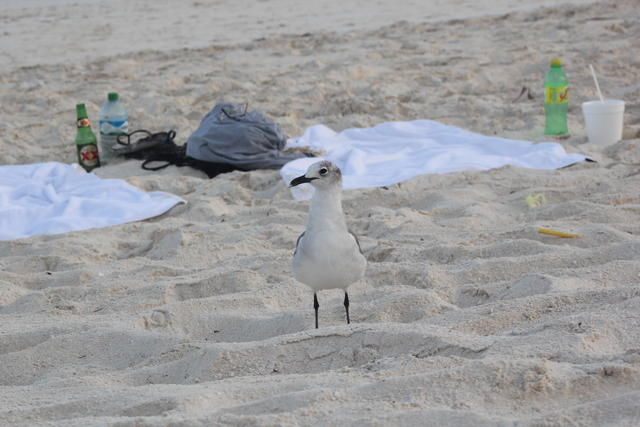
[544,58,569,135]
[75,104,100,172]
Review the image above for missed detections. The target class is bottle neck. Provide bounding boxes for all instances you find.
[76,117,96,140]
[76,104,88,119]
[545,67,567,85]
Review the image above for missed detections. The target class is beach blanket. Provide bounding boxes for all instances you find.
[280,120,588,199]
[0,162,185,241]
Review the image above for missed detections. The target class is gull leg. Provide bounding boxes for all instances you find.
[314,293,319,329]
[344,292,350,324]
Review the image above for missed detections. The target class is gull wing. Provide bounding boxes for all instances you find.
[348,229,363,255]
[294,231,305,256]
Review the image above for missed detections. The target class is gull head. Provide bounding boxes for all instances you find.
[289,160,342,190]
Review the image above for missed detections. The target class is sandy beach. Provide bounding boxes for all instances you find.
[1,0,639,425]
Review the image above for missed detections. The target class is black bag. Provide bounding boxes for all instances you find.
[115,130,236,178]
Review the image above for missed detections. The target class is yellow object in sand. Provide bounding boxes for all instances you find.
[538,228,581,238]
[526,193,546,208]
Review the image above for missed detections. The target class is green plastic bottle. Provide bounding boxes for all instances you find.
[544,58,569,135]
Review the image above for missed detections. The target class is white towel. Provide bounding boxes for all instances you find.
[280,120,587,199]
[0,162,185,241]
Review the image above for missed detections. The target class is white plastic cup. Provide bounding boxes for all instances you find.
[582,99,625,145]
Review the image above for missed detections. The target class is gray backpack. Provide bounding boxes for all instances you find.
[186,102,310,169]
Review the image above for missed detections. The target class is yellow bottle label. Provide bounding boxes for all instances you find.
[545,86,569,104]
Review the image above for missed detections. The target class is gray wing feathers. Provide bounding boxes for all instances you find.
[294,232,305,256]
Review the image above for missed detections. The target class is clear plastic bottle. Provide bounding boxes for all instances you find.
[99,92,128,164]
[544,58,569,135]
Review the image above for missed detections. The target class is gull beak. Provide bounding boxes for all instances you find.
[289,174,317,187]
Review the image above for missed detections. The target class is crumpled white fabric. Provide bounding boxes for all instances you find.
[280,120,587,200]
[0,162,185,240]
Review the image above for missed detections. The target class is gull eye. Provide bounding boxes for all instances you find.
[319,167,328,176]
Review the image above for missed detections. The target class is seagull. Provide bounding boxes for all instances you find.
[289,160,367,329]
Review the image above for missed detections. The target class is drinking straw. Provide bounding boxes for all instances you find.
[589,64,605,102]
